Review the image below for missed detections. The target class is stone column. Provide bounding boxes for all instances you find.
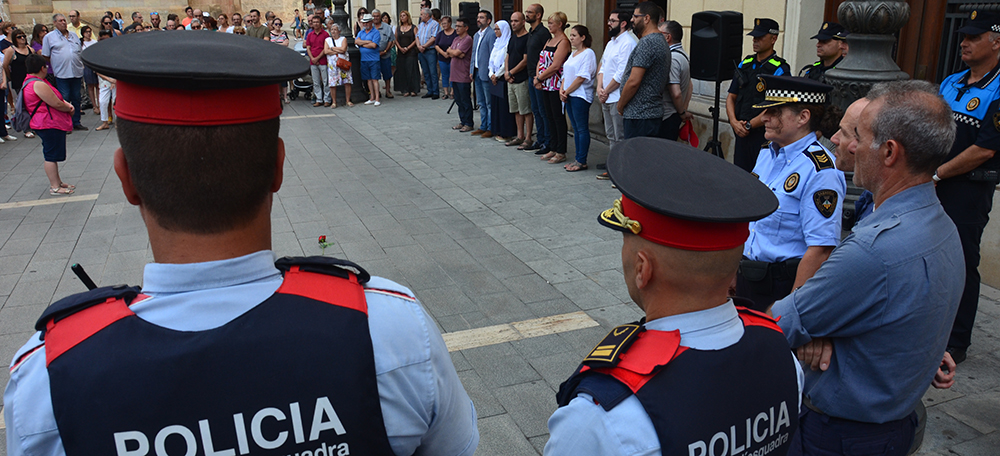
[332,0,368,104]
[824,0,911,110]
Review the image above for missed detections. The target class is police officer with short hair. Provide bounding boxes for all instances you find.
[798,22,848,82]
[4,32,479,456]
[544,137,803,456]
[727,18,791,172]
[736,75,846,312]
[936,9,1000,364]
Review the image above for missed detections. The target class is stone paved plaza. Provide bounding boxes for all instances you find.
[1,94,998,455]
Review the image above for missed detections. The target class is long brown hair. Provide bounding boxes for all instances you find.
[399,10,413,27]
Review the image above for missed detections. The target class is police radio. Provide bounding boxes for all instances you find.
[71,263,98,290]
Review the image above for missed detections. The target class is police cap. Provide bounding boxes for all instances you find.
[81,32,308,126]
[957,9,1000,35]
[752,75,833,109]
[747,18,780,37]
[811,22,848,40]
[598,138,777,251]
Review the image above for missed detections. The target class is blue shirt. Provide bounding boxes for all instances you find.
[544,301,803,456]
[745,133,846,262]
[417,18,440,47]
[40,30,84,79]
[5,251,479,456]
[357,26,382,61]
[855,190,874,224]
[772,183,965,423]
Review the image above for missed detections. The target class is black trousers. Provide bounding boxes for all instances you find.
[734,126,767,172]
[787,408,918,456]
[949,221,987,349]
[540,89,567,154]
[736,258,799,312]
[660,113,681,141]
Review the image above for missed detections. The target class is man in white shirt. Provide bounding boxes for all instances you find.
[596,9,637,179]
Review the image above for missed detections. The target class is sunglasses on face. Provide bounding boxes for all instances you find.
[235,31,246,34]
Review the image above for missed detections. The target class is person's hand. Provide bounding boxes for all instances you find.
[559,89,567,102]
[932,352,957,389]
[730,118,749,137]
[616,100,625,115]
[681,111,694,122]
[597,88,607,103]
[490,75,497,85]
[796,337,833,371]
[66,103,75,115]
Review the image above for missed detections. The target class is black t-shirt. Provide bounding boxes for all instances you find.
[507,32,529,83]
[526,23,551,77]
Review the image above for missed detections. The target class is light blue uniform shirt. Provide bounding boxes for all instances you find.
[5,251,479,456]
[40,30,84,79]
[745,133,846,262]
[772,183,964,423]
[544,301,803,456]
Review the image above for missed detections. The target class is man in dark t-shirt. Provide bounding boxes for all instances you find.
[617,2,669,139]
[505,12,532,147]
[524,3,552,152]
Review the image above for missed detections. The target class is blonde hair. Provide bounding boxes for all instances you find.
[400,10,413,26]
[548,11,568,29]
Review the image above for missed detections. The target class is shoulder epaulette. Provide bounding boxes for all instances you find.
[767,57,785,69]
[804,147,835,171]
[583,323,643,366]
[35,285,141,333]
[275,255,371,284]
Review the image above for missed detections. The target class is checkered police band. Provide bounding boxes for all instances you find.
[763,89,827,104]
[954,112,981,129]
[992,24,1000,33]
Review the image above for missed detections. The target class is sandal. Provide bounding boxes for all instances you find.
[24,132,35,138]
[565,161,588,172]
[548,154,567,164]
[346,102,354,107]
[50,187,74,195]
[540,151,556,161]
[452,124,465,130]
[331,102,338,108]
[95,123,111,131]
[60,182,76,190]
[505,138,524,147]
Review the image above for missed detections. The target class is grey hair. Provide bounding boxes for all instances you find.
[330,23,341,32]
[190,18,202,26]
[52,13,65,22]
[372,9,381,15]
[867,80,955,175]
[422,8,432,16]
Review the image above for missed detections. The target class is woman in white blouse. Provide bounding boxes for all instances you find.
[559,25,596,172]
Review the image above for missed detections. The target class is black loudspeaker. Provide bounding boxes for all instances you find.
[459,2,480,24]
[690,11,744,81]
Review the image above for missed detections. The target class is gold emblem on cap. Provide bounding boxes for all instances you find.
[972,10,978,20]
[756,81,765,92]
[822,23,828,29]
[784,173,800,192]
[968,97,980,111]
[756,19,760,25]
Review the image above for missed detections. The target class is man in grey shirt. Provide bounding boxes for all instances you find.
[616,2,669,139]
[42,13,86,130]
[372,9,395,99]
[659,20,690,141]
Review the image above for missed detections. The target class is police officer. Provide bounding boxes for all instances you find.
[727,18,791,172]
[4,32,479,456]
[798,22,848,82]
[545,137,802,456]
[936,10,1000,364]
[736,75,846,312]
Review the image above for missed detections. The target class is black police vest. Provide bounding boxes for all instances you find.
[734,54,788,121]
[38,256,394,456]
[557,305,799,456]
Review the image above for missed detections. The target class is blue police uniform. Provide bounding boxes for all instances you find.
[544,301,805,456]
[728,52,790,172]
[938,61,1000,353]
[737,133,846,311]
[4,251,479,456]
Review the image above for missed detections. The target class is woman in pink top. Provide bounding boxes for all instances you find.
[23,54,74,195]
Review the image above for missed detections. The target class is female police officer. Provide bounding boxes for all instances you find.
[736,75,846,311]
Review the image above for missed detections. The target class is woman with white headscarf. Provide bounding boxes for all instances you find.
[488,20,517,142]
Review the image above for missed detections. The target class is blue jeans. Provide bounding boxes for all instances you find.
[55,77,82,127]
[438,60,451,88]
[566,96,591,165]
[473,72,491,131]
[528,82,549,148]
[453,82,473,127]
[417,49,438,96]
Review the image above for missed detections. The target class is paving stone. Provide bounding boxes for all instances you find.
[412,285,477,318]
[464,342,542,388]
[0,332,33,371]
[476,413,541,456]
[475,292,536,325]
[0,304,45,335]
[586,303,645,329]
[916,405,984,455]
[18,260,69,283]
[0,254,31,276]
[529,435,550,455]
[526,297,582,318]
[949,352,1000,396]
[529,351,583,392]
[938,387,1000,434]
[457,369,505,418]
[948,430,1000,456]
[493,380,558,438]
[3,279,57,308]
[501,274,565,304]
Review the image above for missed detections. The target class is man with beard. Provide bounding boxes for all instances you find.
[595,8,637,178]
[616,2,669,139]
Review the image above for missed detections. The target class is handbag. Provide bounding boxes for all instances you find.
[336,56,351,71]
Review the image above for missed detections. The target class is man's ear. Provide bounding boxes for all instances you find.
[271,137,285,193]
[113,148,142,206]
[883,138,901,167]
[633,249,654,291]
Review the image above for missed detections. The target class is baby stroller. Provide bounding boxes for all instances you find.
[289,41,315,101]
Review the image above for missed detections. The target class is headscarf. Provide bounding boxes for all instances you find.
[489,20,511,77]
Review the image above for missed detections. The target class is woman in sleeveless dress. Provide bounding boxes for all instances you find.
[395,11,420,97]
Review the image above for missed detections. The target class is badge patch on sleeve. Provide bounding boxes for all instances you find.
[805,149,835,171]
[967,97,980,111]
[784,173,800,192]
[993,112,1000,132]
[813,190,838,218]
[583,324,642,366]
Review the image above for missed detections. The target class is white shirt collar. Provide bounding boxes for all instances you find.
[643,300,744,350]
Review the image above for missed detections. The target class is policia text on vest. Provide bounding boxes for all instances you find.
[687,401,793,456]
[113,397,351,455]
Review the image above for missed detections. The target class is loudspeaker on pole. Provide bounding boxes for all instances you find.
[690,11,744,82]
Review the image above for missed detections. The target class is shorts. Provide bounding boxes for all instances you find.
[361,60,380,80]
[83,67,98,85]
[508,80,531,115]
[380,57,392,80]
[36,128,67,162]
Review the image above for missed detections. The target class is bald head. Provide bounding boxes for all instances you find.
[830,98,869,172]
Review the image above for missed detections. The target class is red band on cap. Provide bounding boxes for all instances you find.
[115,81,281,126]
[621,196,749,251]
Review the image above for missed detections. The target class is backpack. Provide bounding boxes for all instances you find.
[12,77,44,133]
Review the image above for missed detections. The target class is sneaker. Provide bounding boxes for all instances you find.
[373,101,381,106]
[364,100,375,105]
[1,135,16,141]
[0,137,5,143]
[73,124,88,131]
[596,172,610,180]
[421,93,432,99]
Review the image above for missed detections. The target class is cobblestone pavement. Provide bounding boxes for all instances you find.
[0,95,998,455]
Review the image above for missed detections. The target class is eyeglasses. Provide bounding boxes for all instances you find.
[608,19,620,24]
[103,21,112,25]
[235,31,246,35]
[633,14,648,19]
[275,23,283,27]
[144,26,152,30]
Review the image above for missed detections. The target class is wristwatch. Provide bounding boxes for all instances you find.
[744,120,752,131]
